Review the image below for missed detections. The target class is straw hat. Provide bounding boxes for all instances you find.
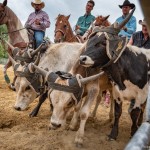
[119,0,135,9]
[139,19,147,26]
[31,0,45,8]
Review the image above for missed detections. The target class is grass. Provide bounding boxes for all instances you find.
[0,57,7,64]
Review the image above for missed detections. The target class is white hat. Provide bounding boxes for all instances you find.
[31,0,45,8]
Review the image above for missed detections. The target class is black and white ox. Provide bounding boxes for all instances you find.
[79,8,150,140]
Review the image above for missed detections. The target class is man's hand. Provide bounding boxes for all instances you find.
[75,25,80,30]
[122,26,127,32]
[35,19,41,25]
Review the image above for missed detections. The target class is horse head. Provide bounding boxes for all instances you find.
[0,0,8,24]
[94,15,111,27]
[54,14,71,43]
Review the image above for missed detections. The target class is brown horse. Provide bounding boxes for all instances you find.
[0,0,29,85]
[54,14,111,43]
[54,14,80,43]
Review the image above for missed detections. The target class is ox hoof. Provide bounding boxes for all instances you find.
[107,135,116,141]
[29,112,37,117]
[75,142,83,148]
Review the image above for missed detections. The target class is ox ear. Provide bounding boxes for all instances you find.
[2,0,7,7]
[104,15,110,20]
[67,14,70,20]
[106,36,128,61]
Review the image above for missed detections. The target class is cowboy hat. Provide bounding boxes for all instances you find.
[31,0,45,8]
[139,19,147,26]
[119,0,135,9]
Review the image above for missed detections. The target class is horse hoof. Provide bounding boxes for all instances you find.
[107,135,116,141]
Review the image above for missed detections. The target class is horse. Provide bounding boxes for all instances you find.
[0,0,29,85]
[54,14,80,43]
[54,14,111,43]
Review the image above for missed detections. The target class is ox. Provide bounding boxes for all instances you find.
[79,8,149,140]
[32,63,112,147]
[10,42,84,114]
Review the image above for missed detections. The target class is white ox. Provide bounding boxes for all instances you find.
[13,42,84,111]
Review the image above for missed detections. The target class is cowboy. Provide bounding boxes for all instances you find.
[128,19,150,48]
[116,0,136,39]
[25,0,50,49]
[75,0,95,36]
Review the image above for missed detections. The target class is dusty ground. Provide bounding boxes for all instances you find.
[0,64,132,150]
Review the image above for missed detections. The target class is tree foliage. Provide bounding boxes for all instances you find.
[0,25,8,58]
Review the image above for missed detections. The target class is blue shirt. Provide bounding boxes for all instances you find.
[116,15,136,39]
[76,13,95,36]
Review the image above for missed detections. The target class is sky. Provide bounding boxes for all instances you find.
[5,0,144,42]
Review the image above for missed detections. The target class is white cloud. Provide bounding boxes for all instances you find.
[5,0,144,42]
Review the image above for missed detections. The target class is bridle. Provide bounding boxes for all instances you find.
[54,29,66,42]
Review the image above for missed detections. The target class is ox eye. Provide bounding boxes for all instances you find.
[25,86,31,91]
[67,100,74,107]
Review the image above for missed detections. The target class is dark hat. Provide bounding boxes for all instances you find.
[119,0,135,9]
[139,18,147,26]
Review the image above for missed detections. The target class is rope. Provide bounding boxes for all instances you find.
[1,27,26,35]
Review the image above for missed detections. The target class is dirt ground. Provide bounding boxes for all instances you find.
[0,64,132,150]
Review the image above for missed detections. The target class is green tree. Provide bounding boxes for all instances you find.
[0,25,8,58]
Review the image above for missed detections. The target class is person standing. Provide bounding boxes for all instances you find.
[25,0,50,48]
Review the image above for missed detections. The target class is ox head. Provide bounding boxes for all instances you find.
[54,14,71,43]
[5,40,44,64]
[33,64,104,129]
[8,54,44,111]
[80,8,135,68]
[0,0,7,24]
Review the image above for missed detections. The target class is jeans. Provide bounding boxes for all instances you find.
[34,30,45,49]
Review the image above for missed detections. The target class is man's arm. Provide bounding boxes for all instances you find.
[40,12,50,28]
[125,17,136,34]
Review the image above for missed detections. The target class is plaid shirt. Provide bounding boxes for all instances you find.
[25,10,50,32]
[132,31,150,49]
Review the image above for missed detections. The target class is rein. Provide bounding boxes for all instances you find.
[1,27,26,35]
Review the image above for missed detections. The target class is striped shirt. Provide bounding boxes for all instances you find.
[132,31,150,49]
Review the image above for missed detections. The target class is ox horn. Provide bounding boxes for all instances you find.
[80,71,104,85]
[4,40,16,51]
[117,7,135,30]
[34,53,40,66]
[7,53,17,66]
[32,64,48,78]
[2,0,7,7]
[31,43,44,57]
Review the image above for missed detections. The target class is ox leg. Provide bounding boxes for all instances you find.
[108,99,122,140]
[130,107,141,137]
[90,93,101,118]
[138,101,146,126]
[75,82,99,147]
[29,92,47,117]
[69,100,82,131]
[109,92,114,124]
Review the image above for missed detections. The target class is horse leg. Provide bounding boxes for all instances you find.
[29,92,47,117]
[3,59,12,84]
